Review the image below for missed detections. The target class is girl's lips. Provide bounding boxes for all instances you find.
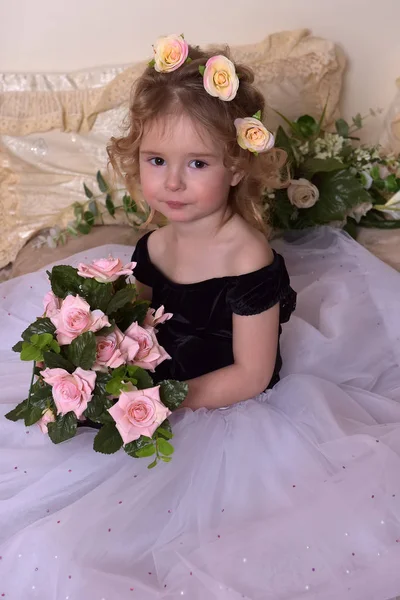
[166,201,186,209]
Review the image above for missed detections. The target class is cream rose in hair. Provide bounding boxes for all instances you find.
[287,178,320,209]
[153,34,189,73]
[234,117,275,154]
[203,55,239,102]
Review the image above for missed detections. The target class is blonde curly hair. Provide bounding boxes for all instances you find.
[108,45,287,232]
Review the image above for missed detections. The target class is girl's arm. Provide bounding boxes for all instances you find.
[182,304,280,410]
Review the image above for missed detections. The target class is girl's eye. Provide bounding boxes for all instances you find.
[150,157,165,166]
[189,159,207,169]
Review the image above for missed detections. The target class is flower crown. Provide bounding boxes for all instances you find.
[149,34,275,155]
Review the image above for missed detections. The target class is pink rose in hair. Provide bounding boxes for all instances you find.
[40,367,96,418]
[108,386,171,444]
[203,55,239,102]
[93,327,129,371]
[152,34,189,73]
[50,295,110,345]
[77,257,136,283]
[43,291,61,318]
[120,323,171,371]
[37,408,56,433]
[144,306,173,329]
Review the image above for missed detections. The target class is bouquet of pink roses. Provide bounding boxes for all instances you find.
[5,256,187,468]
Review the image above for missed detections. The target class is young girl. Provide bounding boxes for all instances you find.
[1,36,400,600]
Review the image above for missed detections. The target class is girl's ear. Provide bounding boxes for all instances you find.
[230,169,245,187]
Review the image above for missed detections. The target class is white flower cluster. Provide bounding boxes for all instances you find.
[313,133,349,160]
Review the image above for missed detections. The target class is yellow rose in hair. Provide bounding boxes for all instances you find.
[234,117,275,153]
[153,34,189,73]
[203,55,239,101]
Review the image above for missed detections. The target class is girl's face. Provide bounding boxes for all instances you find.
[139,112,242,224]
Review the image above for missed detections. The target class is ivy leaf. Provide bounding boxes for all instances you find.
[42,351,74,372]
[96,171,109,193]
[83,183,94,198]
[335,118,350,138]
[47,412,77,444]
[5,399,29,421]
[22,318,55,342]
[49,266,81,299]
[159,380,188,411]
[157,438,174,456]
[105,194,115,217]
[106,287,136,315]
[93,423,123,454]
[66,331,96,370]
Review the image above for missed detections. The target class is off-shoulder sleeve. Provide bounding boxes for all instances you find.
[131,232,154,287]
[227,252,297,322]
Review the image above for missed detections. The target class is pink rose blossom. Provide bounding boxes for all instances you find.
[43,291,61,318]
[37,409,56,433]
[144,305,173,329]
[108,386,171,444]
[50,295,110,345]
[120,323,171,371]
[77,257,136,283]
[40,367,96,418]
[93,327,127,371]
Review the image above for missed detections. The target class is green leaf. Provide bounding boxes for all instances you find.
[185,57,192,64]
[148,58,155,68]
[160,456,172,463]
[12,341,23,353]
[352,113,363,129]
[83,211,95,226]
[131,367,154,390]
[42,351,74,372]
[272,109,299,136]
[29,380,53,408]
[49,265,81,299]
[105,377,125,397]
[88,199,98,216]
[274,126,296,169]
[252,110,262,120]
[344,217,358,240]
[156,421,173,440]
[20,342,42,362]
[316,98,329,136]
[50,339,61,353]
[96,171,109,193]
[124,435,154,458]
[33,333,54,349]
[83,394,114,424]
[296,115,318,139]
[135,444,156,458]
[335,119,350,138]
[106,287,136,315]
[384,174,399,193]
[22,318,56,342]
[159,380,188,411]
[123,194,137,213]
[66,331,97,370]
[93,423,123,454]
[198,65,205,76]
[157,438,174,456]
[47,412,77,444]
[79,278,113,313]
[147,459,158,469]
[74,203,84,220]
[115,300,150,331]
[24,405,45,426]
[5,399,29,421]
[83,183,94,198]
[299,158,344,179]
[77,222,92,235]
[105,194,115,217]
[93,371,112,397]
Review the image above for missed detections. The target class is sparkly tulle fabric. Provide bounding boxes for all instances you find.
[1,227,400,600]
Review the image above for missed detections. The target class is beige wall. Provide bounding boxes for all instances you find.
[1,0,399,142]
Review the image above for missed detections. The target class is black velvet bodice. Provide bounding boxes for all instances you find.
[132,232,296,388]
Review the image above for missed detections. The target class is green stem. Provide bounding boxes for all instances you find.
[27,361,36,404]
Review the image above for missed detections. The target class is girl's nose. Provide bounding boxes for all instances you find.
[165,167,186,192]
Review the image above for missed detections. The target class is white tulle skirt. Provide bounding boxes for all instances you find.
[1,228,400,600]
